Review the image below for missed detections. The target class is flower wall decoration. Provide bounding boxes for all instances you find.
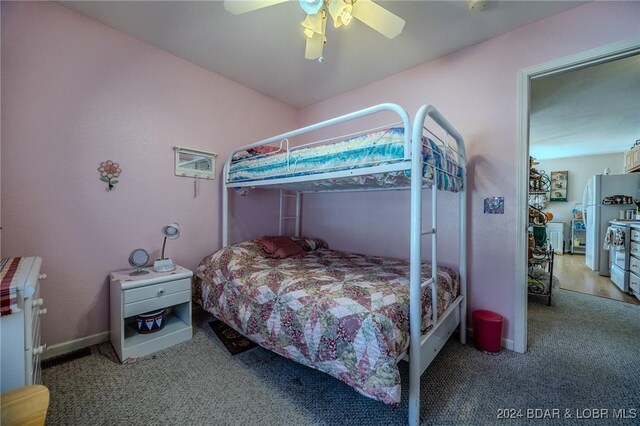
[98,160,121,190]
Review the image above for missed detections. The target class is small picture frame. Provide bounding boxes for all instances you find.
[549,171,568,202]
[484,196,505,214]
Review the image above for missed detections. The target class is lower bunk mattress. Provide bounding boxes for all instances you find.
[228,127,464,192]
[194,238,460,404]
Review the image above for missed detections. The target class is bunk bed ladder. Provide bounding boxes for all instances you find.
[279,190,301,237]
[222,164,229,247]
[408,105,467,426]
[409,106,434,426]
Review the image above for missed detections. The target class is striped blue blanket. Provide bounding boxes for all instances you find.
[228,128,463,192]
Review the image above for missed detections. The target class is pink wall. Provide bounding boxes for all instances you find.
[2,1,638,348]
[1,2,296,345]
[297,1,640,342]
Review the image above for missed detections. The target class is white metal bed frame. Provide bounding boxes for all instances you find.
[221,103,467,426]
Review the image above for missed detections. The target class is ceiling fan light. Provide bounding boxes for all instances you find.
[301,11,325,37]
[340,9,353,26]
[328,0,353,28]
[299,0,324,15]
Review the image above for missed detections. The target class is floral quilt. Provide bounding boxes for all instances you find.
[194,240,460,405]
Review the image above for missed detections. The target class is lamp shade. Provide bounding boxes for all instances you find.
[299,0,323,15]
[327,0,353,27]
[161,223,180,240]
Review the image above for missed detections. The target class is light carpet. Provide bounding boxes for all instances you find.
[42,289,640,425]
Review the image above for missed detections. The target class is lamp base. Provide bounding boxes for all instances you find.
[153,258,176,273]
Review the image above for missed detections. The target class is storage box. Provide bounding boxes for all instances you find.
[136,309,166,334]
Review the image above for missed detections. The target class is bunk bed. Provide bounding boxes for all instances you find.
[194,103,467,426]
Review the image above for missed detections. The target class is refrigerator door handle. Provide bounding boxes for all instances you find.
[582,182,589,228]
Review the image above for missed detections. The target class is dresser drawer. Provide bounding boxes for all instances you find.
[123,278,190,304]
[631,242,640,258]
[631,256,640,277]
[631,228,640,243]
[31,298,45,330]
[630,272,640,296]
[31,311,41,350]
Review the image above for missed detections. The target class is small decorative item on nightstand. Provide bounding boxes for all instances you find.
[153,223,180,273]
[128,248,150,276]
[136,309,166,334]
[109,265,192,363]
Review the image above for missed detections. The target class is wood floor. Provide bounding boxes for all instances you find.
[554,253,640,305]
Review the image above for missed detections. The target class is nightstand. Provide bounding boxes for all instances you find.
[110,265,192,363]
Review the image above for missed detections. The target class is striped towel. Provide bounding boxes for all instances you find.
[1,257,22,316]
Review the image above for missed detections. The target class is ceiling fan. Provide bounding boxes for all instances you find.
[223,0,406,61]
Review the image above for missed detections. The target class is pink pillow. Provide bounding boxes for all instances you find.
[247,146,281,155]
[254,236,304,258]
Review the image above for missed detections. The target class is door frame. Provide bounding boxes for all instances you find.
[514,37,640,354]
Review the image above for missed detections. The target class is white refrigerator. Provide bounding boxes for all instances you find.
[582,173,640,276]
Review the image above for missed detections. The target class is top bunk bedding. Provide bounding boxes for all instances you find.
[227,127,464,193]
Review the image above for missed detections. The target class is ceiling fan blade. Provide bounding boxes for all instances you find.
[302,11,327,60]
[305,33,325,60]
[351,0,405,39]
[223,0,289,15]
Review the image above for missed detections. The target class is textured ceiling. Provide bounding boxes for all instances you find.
[59,1,635,160]
[59,0,585,108]
[530,54,640,160]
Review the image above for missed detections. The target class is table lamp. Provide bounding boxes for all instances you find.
[153,223,180,272]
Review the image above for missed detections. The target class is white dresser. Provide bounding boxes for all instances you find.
[0,257,47,393]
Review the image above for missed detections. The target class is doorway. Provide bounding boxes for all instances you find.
[515,38,640,353]
[529,54,640,305]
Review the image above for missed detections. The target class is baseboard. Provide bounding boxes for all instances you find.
[501,336,515,351]
[466,327,514,351]
[42,331,110,360]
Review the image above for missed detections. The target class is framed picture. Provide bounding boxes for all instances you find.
[549,171,568,201]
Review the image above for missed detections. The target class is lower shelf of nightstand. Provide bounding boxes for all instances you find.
[120,314,191,361]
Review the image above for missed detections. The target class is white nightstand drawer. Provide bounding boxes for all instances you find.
[631,228,640,243]
[124,290,190,318]
[631,242,640,258]
[123,278,190,304]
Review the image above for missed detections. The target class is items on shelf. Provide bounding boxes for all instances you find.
[602,195,634,205]
[571,219,586,255]
[528,245,555,305]
[572,204,583,220]
[529,205,549,226]
[529,157,550,193]
[527,156,555,304]
[528,156,552,250]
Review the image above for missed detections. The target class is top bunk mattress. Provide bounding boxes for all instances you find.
[227,128,463,192]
